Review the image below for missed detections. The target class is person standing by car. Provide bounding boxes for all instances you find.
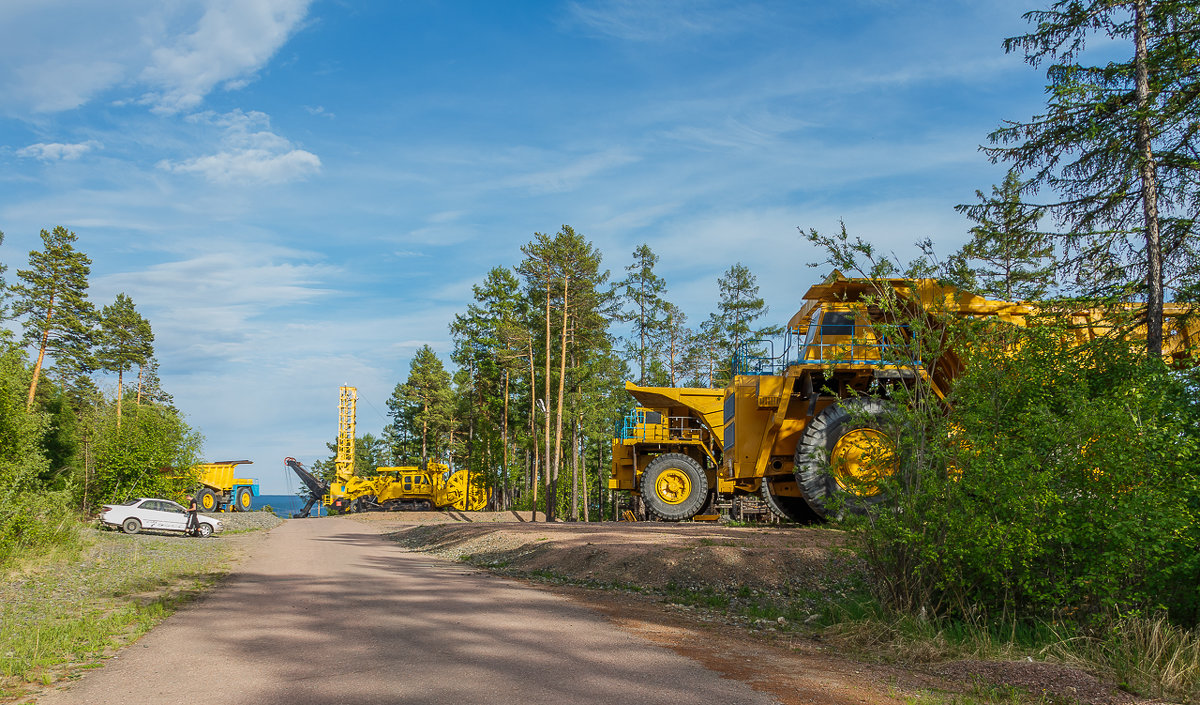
[185,495,199,536]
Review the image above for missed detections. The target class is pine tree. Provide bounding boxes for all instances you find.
[387,345,453,465]
[615,244,669,385]
[986,0,1200,355]
[704,262,779,383]
[10,226,96,409]
[953,171,1056,301]
[97,293,154,426]
[136,355,173,408]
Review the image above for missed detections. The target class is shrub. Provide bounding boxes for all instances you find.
[855,318,1200,626]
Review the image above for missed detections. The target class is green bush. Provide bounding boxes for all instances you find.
[87,403,202,508]
[855,318,1200,626]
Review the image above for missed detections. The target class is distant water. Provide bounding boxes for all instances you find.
[250,494,328,518]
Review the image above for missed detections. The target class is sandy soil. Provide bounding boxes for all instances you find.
[374,512,1152,705]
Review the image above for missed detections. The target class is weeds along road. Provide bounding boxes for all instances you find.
[36,517,777,705]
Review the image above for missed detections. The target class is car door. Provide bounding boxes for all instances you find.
[138,500,171,530]
[157,500,189,531]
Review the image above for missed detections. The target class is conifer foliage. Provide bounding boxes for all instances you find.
[10,226,96,408]
[987,0,1200,355]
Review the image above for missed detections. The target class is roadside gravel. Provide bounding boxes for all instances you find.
[1,511,282,702]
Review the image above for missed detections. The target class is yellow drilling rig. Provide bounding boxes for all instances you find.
[285,386,489,516]
[612,272,1200,522]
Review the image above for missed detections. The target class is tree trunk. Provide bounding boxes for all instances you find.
[421,400,428,465]
[137,365,144,407]
[26,299,55,410]
[570,408,579,521]
[502,368,510,511]
[551,274,570,522]
[116,368,124,429]
[527,345,539,520]
[1134,0,1163,357]
[543,277,552,521]
[578,408,589,522]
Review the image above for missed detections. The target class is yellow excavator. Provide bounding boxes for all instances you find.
[285,386,488,516]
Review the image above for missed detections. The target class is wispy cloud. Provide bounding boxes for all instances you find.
[564,0,756,41]
[500,148,640,194]
[16,140,101,161]
[0,0,312,115]
[157,110,321,184]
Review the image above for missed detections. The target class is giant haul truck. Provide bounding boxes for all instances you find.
[191,460,260,512]
[612,272,1199,522]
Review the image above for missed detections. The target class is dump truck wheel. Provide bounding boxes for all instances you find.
[236,487,252,512]
[122,518,141,534]
[196,488,218,512]
[794,397,898,518]
[761,476,822,524]
[641,453,709,521]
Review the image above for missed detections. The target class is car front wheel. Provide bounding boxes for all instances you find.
[195,523,214,538]
[122,518,141,534]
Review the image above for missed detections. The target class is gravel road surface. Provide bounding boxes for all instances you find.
[35,517,778,705]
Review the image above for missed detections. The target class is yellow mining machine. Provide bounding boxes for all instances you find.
[612,273,1200,522]
[285,386,488,516]
[190,460,260,512]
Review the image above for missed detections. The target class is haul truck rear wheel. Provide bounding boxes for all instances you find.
[794,397,897,518]
[761,476,821,523]
[641,453,708,521]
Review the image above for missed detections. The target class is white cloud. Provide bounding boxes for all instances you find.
[565,0,755,41]
[16,140,101,161]
[500,148,640,194]
[304,105,335,119]
[0,0,312,115]
[140,0,312,113]
[158,110,321,184]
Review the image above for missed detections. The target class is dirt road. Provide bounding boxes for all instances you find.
[36,517,778,705]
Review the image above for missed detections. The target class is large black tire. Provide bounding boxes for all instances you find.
[121,518,141,534]
[235,487,253,512]
[640,453,709,521]
[794,398,897,518]
[761,476,822,524]
[196,488,218,512]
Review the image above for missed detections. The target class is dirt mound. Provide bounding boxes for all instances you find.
[387,521,862,594]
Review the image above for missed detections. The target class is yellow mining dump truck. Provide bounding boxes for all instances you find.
[612,272,1199,522]
[191,460,260,512]
[284,386,488,516]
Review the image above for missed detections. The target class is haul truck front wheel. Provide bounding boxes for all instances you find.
[235,488,252,512]
[641,453,708,521]
[794,397,898,518]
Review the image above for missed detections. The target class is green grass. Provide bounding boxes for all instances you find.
[0,525,237,696]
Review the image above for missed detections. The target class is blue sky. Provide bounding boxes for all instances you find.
[0,1,1048,493]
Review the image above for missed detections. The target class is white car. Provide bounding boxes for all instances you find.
[99,498,223,538]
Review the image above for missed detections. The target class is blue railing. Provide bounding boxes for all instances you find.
[731,321,918,376]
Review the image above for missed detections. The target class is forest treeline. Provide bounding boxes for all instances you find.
[317,226,781,521]
[0,226,200,563]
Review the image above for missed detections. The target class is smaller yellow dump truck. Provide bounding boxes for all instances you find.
[191,460,260,512]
